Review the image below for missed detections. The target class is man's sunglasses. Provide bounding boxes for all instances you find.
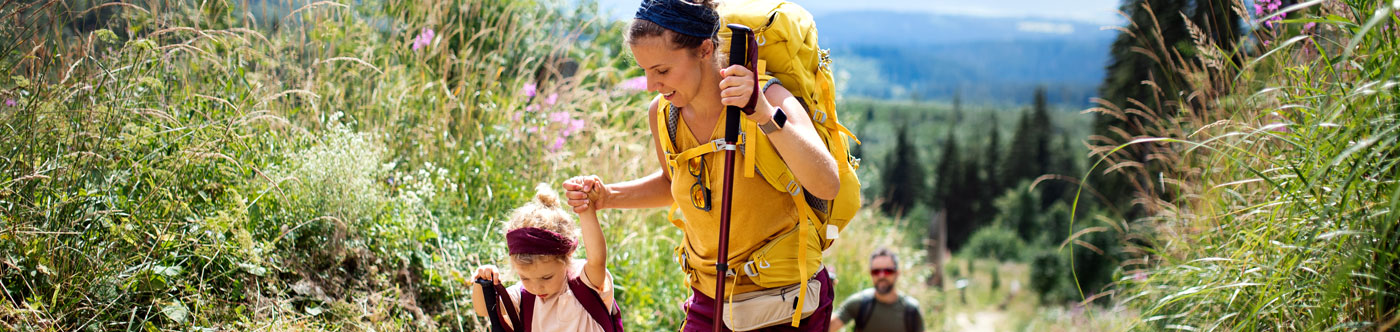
[871,268,897,277]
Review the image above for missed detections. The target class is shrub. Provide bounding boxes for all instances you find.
[961,226,1026,262]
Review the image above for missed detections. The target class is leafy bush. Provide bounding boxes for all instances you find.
[0,0,657,330]
[1028,251,1075,304]
[960,226,1026,262]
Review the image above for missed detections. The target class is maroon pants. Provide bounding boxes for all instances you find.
[681,268,834,332]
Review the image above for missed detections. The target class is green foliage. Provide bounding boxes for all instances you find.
[1092,0,1400,329]
[879,124,926,217]
[0,0,660,330]
[960,226,1026,262]
[1028,251,1076,304]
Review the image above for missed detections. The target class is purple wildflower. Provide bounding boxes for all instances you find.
[619,76,648,91]
[526,104,540,112]
[548,111,569,123]
[4,99,13,107]
[412,28,434,51]
[548,137,566,152]
[523,82,537,98]
[544,93,558,105]
[565,119,585,136]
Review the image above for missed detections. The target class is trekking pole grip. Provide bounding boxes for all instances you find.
[724,23,753,144]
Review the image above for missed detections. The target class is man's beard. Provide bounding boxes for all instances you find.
[875,281,894,295]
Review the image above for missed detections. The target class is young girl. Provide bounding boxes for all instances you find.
[471,179,620,331]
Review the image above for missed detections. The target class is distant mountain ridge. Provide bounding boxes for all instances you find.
[814,11,1117,106]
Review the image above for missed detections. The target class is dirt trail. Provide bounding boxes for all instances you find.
[952,310,1006,332]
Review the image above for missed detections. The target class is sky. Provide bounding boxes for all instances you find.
[587,0,1126,25]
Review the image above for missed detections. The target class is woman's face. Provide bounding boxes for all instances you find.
[628,35,713,109]
[513,257,569,301]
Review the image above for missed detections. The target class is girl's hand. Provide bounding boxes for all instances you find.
[475,265,501,284]
[719,65,772,124]
[563,175,607,213]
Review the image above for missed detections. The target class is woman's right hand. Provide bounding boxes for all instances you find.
[475,265,501,284]
[563,175,608,213]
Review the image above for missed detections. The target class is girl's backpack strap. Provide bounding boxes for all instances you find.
[519,288,535,332]
[568,276,625,332]
[483,280,524,332]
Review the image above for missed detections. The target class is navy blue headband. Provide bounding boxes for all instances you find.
[635,0,719,39]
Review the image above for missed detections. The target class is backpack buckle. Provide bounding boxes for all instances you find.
[785,180,801,196]
[738,132,747,153]
[813,109,828,125]
[742,261,759,277]
[712,138,737,151]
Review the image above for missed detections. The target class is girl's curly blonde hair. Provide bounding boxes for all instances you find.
[506,183,579,265]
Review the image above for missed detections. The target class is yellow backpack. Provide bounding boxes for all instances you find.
[655,0,862,327]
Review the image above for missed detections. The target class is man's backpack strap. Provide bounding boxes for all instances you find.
[854,295,875,331]
[568,276,625,332]
[904,299,923,332]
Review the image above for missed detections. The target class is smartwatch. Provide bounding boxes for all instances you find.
[759,106,787,134]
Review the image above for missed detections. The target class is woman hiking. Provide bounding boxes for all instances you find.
[563,0,840,330]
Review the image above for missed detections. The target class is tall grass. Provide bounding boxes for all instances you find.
[1081,0,1399,330]
[0,0,661,330]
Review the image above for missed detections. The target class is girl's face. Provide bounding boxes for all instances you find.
[513,257,569,301]
[628,35,714,109]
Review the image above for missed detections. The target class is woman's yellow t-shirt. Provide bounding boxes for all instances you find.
[668,106,798,298]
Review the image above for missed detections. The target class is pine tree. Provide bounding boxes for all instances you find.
[879,123,926,217]
[932,129,960,209]
[980,113,1004,220]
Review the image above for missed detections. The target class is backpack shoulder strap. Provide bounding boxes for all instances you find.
[854,294,876,331]
[654,97,679,156]
[568,275,624,332]
[904,297,922,332]
[654,98,687,229]
[519,288,535,332]
[493,283,524,332]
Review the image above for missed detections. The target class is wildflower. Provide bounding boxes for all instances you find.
[1254,0,1284,28]
[4,99,13,107]
[544,93,558,105]
[619,76,647,91]
[565,119,585,137]
[549,111,571,123]
[522,82,537,98]
[412,28,434,51]
[549,136,566,152]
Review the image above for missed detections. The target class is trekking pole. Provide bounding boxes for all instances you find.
[714,23,755,332]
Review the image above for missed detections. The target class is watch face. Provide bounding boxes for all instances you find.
[774,107,787,127]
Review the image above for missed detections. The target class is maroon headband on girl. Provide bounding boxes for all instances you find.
[506,227,576,256]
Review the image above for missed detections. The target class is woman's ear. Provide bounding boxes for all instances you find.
[697,39,714,60]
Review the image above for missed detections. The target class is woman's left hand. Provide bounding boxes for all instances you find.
[719,65,771,123]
